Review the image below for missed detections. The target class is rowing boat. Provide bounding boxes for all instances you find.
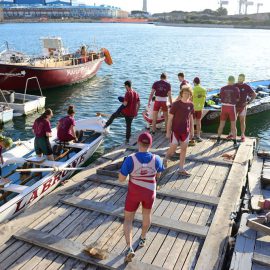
[202,79,270,124]
[0,116,107,223]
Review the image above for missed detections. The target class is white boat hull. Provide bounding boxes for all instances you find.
[0,117,107,223]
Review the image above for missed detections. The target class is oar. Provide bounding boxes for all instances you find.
[96,112,111,117]
[16,167,85,173]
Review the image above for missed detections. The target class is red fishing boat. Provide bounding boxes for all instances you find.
[0,37,112,92]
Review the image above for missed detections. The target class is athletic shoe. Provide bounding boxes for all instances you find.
[124,247,135,263]
[226,134,233,140]
[196,136,203,142]
[139,237,146,247]
[150,130,156,135]
[216,137,222,145]
[233,142,239,149]
[241,136,246,142]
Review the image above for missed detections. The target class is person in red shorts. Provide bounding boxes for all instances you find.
[119,132,164,262]
[164,86,194,176]
[234,74,256,142]
[148,73,172,134]
[57,105,77,142]
[217,76,240,148]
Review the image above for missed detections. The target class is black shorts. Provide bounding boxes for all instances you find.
[34,137,53,156]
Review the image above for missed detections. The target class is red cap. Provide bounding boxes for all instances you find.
[138,132,152,145]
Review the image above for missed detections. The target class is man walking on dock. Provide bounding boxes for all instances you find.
[217,76,240,148]
[148,73,172,134]
[119,132,164,262]
[104,80,140,144]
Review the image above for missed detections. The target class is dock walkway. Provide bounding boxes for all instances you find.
[0,132,255,270]
[230,154,270,270]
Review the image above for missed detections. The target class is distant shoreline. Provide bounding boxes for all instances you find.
[154,22,270,30]
[1,19,270,30]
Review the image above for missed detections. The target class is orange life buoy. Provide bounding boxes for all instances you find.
[101,48,113,65]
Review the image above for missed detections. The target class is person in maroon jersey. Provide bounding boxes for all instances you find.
[217,76,240,148]
[164,86,194,176]
[178,72,190,89]
[104,80,140,144]
[234,74,256,142]
[57,105,77,142]
[32,109,54,161]
[148,73,172,134]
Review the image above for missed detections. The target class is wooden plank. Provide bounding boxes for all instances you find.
[247,219,270,235]
[195,140,255,270]
[253,253,270,267]
[230,213,257,270]
[248,156,264,211]
[2,184,110,270]
[87,175,220,206]
[126,146,232,166]
[61,197,208,238]
[96,169,118,178]
[13,228,163,270]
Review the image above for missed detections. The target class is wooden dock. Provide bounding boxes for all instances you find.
[0,132,256,270]
[230,154,270,270]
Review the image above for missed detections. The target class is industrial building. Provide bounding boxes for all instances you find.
[0,0,129,19]
[0,7,3,21]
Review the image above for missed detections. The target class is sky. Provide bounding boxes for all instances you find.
[81,0,270,15]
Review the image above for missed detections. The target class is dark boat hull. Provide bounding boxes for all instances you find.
[202,79,270,125]
[0,58,104,92]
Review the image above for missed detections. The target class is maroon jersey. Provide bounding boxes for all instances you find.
[170,100,194,134]
[122,89,140,117]
[152,80,171,97]
[32,117,51,138]
[220,85,240,105]
[57,115,76,141]
[235,83,255,108]
[180,80,189,89]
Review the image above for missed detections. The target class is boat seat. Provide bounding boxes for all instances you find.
[0,184,28,194]
[63,143,85,149]
[55,142,85,149]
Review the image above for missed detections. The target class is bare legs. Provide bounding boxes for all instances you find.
[124,211,136,248]
[165,141,188,170]
[141,208,152,239]
[124,208,152,248]
[152,110,168,133]
[152,111,158,133]
[239,115,246,137]
[195,118,202,138]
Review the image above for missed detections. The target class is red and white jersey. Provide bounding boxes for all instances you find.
[130,154,157,192]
